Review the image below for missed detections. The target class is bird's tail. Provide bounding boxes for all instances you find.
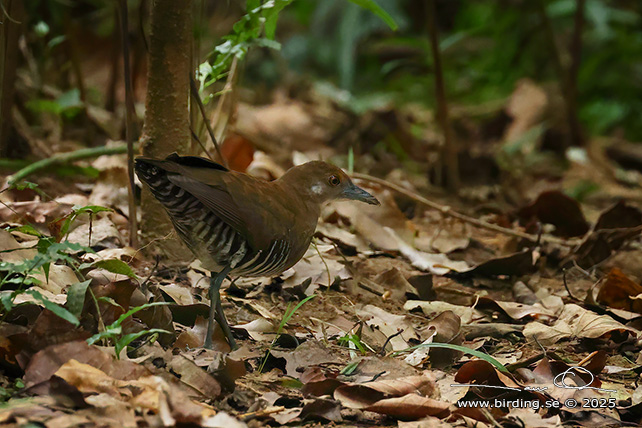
[134,157,169,185]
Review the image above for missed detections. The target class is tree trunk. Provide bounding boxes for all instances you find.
[0,0,25,157]
[139,0,193,260]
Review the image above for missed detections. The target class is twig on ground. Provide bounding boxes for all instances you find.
[562,268,581,302]
[6,144,133,186]
[380,329,404,356]
[351,172,580,247]
[239,406,286,422]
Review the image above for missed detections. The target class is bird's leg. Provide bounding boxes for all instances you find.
[204,266,235,349]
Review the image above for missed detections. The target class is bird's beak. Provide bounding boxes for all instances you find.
[343,183,380,205]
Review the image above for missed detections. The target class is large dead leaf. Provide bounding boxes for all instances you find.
[523,303,638,346]
[24,341,148,386]
[334,374,449,420]
[284,244,350,288]
[270,340,339,378]
[405,311,462,369]
[386,227,469,275]
[66,213,123,249]
[597,268,642,314]
[168,354,222,398]
[357,304,417,352]
[404,301,490,324]
[334,374,437,408]
[517,190,589,237]
[54,359,217,426]
[328,190,410,252]
[476,297,556,322]
[365,394,450,420]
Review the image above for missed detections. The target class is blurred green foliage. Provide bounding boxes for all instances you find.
[20,0,642,140]
[263,0,642,139]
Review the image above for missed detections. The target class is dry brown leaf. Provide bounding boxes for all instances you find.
[299,398,342,422]
[334,374,437,409]
[158,282,196,305]
[270,340,339,378]
[523,303,638,346]
[357,304,416,352]
[234,317,275,342]
[316,222,372,254]
[517,190,589,237]
[300,366,344,398]
[597,268,642,314]
[477,297,556,322]
[404,301,490,325]
[386,227,469,275]
[202,411,249,428]
[168,354,222,398]
[405,311,462,368]
[66,214,123,249]
[54,359,124,397]
[174,316,230,352]
[89,165,130,216]
[24,341,149,386]
[366,394,450,420]
[0,229,37,263]
[328,189,410,252]
[284,244,350,288]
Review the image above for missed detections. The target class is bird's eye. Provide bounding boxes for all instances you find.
[328,175,341,186]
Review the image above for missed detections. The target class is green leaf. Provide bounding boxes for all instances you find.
[280,377,303,389]
[66,280,92,318]
[87,325,122,345]
[84,259,137,279]
[347,0,398,31]
[278,294,315,334]
[1,291,14,312]
[97,296,121,308]
[341,360,360,375]
[264,0,294,40]
[72,205,113,216]
[56,89,82,111]
[42,262,50,283]
[25,289,80,326]
[10,181,39,191]
[11,224,42,237]
[25,99,62,115]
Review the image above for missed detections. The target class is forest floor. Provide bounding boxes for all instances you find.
[2,82,642,428]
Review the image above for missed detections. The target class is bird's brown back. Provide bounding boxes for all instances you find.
[135,154,319,276]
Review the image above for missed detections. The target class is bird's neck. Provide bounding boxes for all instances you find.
[274,177,323,224]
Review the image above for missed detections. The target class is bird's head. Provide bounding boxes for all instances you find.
[280,161,380,206]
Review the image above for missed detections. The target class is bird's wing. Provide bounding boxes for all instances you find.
[166,173,251,240]
[144,154,291,249]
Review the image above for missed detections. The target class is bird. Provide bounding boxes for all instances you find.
[135,153,379,349]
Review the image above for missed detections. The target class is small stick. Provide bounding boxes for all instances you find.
[189,76,227,167]
[562,268,581,302]
[6,144,132,186]
[238,406,286,422]
[380,329,404,356]
[351,172,580,247]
